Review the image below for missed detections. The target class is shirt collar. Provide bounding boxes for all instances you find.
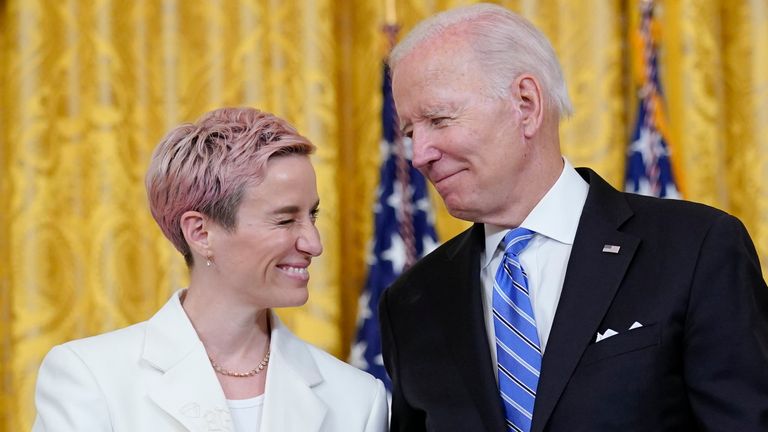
[482,158,589,268]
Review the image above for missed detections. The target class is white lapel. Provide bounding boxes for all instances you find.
[143,290,233,432]
[260,312,328,431]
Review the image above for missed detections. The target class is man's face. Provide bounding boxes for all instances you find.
[392,34,530,223]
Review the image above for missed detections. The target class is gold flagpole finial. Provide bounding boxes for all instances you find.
[385,0,397,26]
[382,0,400,52]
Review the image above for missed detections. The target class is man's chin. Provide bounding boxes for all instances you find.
[444,199,478,222]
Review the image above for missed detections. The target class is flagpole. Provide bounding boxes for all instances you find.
[382,0,400,51]
[625,0,683,199]
[348,0,439,384]
[382,0,416,268]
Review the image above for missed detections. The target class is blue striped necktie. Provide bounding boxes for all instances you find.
[493,227,540,432]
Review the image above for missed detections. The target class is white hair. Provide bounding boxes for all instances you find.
[389,3,573,119]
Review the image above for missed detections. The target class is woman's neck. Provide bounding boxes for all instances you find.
[181,284,270,359]
[181,284,272,399]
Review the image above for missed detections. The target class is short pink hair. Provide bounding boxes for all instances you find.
[145,107,315,266]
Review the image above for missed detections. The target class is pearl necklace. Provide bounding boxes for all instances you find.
[209,349,270,378]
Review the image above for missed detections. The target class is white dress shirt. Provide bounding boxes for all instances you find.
[481,159,589,373]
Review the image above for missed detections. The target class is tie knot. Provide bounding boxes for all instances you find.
[503,227,535,257]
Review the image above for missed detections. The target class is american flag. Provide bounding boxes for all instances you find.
[349,24,439,390]
[625,0,682,199]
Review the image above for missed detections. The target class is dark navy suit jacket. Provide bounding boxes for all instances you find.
[380,168,768,431]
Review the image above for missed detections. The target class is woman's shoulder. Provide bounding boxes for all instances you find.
[271,313,382,389]
[305,343,381,385]
[47,291,184,363]
[46,320,149,367]
[273,322,384,393]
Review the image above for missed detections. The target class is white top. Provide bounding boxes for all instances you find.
[228,395,265,432]
[481,158,589,374]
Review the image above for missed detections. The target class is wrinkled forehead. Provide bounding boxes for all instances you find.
[392,33,479,89]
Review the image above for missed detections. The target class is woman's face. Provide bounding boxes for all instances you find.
[208,154,322,308]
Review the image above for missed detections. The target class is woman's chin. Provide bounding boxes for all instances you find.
[268,289,310,309]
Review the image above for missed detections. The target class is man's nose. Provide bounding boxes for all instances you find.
[410,133,441,170]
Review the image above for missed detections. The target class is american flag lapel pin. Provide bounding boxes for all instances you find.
[602,244,621,254]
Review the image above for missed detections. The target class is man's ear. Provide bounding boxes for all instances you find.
[513,74,544,138]
[180,211,210,258]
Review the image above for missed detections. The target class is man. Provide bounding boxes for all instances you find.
[378,3,768,432]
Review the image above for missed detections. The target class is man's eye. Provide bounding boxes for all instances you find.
[310,209,320,222]
[277,219,294,225]
[431,117,449,126]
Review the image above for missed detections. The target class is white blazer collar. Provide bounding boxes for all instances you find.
[143,289,233,431]
[260,311,328,431]
[141,291,329,431]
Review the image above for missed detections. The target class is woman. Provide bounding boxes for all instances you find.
[33,107,388,431]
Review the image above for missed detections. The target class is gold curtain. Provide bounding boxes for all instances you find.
[1,0,766,429]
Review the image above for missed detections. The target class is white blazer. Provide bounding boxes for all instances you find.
[33,290,388,431]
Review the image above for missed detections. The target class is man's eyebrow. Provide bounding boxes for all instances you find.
[423,103,460,117]
[399,103,460,133]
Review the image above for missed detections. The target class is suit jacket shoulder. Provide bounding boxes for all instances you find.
[386,224,480,299]
[34,291,232,431]
[535,168,768,431]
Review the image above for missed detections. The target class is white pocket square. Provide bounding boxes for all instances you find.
[595,328,618,342]
[595,322,644,342]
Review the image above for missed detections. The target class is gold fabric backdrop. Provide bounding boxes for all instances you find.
[1,0,766,428]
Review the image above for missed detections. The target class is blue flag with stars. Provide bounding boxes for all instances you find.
[625,0,682,198]
[349,61,439,390]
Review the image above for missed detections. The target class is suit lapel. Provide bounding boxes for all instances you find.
[260,312,328,431]
[434,225,507,431]
[531,169,639,432]
[144,291,233,431]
